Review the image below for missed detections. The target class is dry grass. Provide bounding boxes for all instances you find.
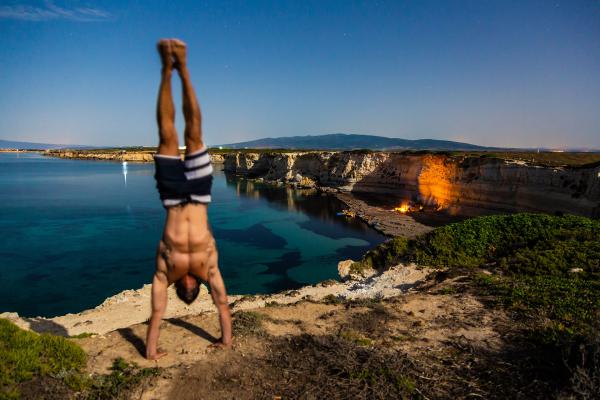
[456,151,600,167]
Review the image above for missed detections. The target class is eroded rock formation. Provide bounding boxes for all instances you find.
[44,149,600,217]
[223,152,600,217]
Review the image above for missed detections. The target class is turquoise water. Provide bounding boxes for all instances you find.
[0,153,384,317]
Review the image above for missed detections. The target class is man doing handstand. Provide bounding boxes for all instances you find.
[146,39,232,360]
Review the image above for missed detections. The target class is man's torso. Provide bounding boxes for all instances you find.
[157,203,216,283]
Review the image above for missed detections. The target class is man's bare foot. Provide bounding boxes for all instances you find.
[157,39,173,70]
[146,349,168,360]
[170,39,187,71]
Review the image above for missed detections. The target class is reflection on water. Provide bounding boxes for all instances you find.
[122,161,128,186]
[0,153,386,317]
[212,170,386,295]
[225,176,378,236]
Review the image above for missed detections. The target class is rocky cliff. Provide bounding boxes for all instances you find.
[223,151,600,217]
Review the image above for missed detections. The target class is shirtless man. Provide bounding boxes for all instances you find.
[146,39,232,360]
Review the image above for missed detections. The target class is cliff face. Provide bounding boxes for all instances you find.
[223,152,600,217]
[46,150,156,162]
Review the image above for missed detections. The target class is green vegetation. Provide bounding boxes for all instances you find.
[475,273,600,342]
[351,214,600,341]
[85,358,160,400]
[349,236,409,274]
[208,147,318,154]
[412,213,598,276]
[232,311,266,337]
[437,286,458,295]
[355,214,598,276]
[321,294,342,305]
[340,330,373,346]
[0,320,160,399]
[390,334,412,342]
[70,332,94,339]
[47,147,156,154]
[354,214,599,340]
[455,151,600,168]
[350,366,416,394]
[0,318,87,399]
[352,213,600,396]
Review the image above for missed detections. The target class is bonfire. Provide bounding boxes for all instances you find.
[393,202,425,214]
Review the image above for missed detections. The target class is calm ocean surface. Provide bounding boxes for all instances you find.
[0,152,385,317]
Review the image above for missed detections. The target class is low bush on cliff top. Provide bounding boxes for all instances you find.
[0,320,160,400]
[353,213,600,397]
[413,213,599,277]
[0,318,86,399]
[353,213,600,338]
[355,213,599,277]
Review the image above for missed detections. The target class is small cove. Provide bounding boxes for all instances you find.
[0,153,385,317]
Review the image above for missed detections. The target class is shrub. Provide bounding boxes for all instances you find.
[354,213,600,343]
[232,311,266,337]
[85,357,159,400]
[0,319,87,398]
[352,213,598,278]
[350,236,409,273]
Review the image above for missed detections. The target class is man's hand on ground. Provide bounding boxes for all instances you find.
[146,349,168,361]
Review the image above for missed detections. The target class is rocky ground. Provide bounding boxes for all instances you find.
[75,266,551,399]
[4,264,565,399]
[334,192,436,238]
[0,264,428,338]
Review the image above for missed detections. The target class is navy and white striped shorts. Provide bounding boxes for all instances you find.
[153,147,213,208]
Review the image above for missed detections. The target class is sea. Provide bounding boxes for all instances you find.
[0,152,385,317]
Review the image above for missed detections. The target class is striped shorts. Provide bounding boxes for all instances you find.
[153,147,213,208]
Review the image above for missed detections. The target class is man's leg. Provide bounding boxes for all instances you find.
[171,39,204,155]
[156,39,179,156]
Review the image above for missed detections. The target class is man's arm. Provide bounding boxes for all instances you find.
[146,271,168,360]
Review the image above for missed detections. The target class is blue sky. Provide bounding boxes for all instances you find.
[0,0,599,148]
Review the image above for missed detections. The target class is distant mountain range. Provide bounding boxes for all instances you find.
[3,135,597,152]
[219,134,497,151]
[0,139,94,150]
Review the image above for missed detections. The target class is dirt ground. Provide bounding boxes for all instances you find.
[75,272,561,399]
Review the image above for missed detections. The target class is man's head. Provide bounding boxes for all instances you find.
[175,274,200,305]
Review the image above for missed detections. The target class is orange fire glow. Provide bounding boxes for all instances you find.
[417,155,457,211]
[393,204,410,213]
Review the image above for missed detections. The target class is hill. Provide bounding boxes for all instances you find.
[219,133,496,151]
[0,139,92,150]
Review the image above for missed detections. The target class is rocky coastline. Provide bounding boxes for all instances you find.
[44,149,226,163]
[0,263,428,337]
[221,150,600,218]
[44,148,600,235]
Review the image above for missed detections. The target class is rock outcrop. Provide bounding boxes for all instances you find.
[46,150,156,162]
[223,152,600,217]
[45,150,226,164]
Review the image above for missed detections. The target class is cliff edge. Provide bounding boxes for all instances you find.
[223,151,600,217]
